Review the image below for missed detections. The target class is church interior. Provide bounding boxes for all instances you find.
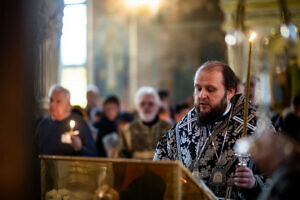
[1,0,300,199]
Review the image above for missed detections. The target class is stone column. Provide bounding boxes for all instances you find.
[35,0,64,112]
[87,0,95,85]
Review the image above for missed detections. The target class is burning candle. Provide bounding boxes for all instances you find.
[61,120,78,144]
[69,120,75,133]
[242,32,256,138]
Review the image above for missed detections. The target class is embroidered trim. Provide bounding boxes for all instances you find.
[179,115,197,129]
[232,116,256,131]
[175,122,182,161]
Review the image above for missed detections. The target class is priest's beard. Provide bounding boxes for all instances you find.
[195,92,228,125]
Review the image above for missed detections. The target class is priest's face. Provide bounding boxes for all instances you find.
[194,67,234,123]
[138,94,159,122]
[49,90,71,121]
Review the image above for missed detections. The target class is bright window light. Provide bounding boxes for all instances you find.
[61,4,87,65]
[61,67,87,107]
[124,0,161,11]
[64,0,86,4]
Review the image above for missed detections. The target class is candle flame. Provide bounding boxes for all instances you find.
[70,120,75,129]
[249,32,256,42]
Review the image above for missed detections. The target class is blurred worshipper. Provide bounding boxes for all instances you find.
[85,84,102,123]
[158,89,174,123]
[236,77,244,95]
[245,75,257,104]
[71,105,99,141]
[283,95,300,141]
[35,85,98,156]
[174,103,190,123]
[281,95,296,120]
[93,111,102,124]
[270,111,283,133]
[89,110,103,142]
[251,129,300,200]
[85,85,103,142]
[184,95,194,109]
[122,86,172,159]
[71,105,89,122]
[117,113,134,135]
[102,112,134,158]
[94,95,121,157]
[244,75,283,132]
[158,107,172,124]
[154,61,266,199]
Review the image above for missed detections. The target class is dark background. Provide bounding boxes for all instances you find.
[0,1,39,199]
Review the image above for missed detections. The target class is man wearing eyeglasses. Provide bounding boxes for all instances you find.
[122,86,171,159]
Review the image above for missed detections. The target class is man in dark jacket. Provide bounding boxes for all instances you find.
[36,85,98,156]
[94,95,120,157]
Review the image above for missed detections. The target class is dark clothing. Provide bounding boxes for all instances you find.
[94,114,119,157]
[283,113,300,141]
[154,94,264,199]
[270,111,283,132]
[257,159,300,200]
[36,113,98,156]
[85,106,102,121]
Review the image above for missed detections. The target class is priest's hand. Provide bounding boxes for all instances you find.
[71,135,82,152]
[234,165,256,189]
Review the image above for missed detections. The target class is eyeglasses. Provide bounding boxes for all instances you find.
[140,101,155,107]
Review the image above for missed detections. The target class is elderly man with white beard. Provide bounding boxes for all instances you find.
[122,86,172,159]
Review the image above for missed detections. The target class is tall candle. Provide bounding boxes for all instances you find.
[242,32,256,137]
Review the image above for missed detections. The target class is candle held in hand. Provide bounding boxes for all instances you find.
[242,32,256,138]
[69,120,75,133]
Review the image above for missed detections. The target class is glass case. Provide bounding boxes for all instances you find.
[40,156,216,200]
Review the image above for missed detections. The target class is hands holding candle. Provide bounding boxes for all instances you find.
[236,32,256,165]
[61,120,82,151]
[234,32,257,190]
[69,120,79,136]
[233,137,256,189]
[70,120,75,133]
[242,32,256,138]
